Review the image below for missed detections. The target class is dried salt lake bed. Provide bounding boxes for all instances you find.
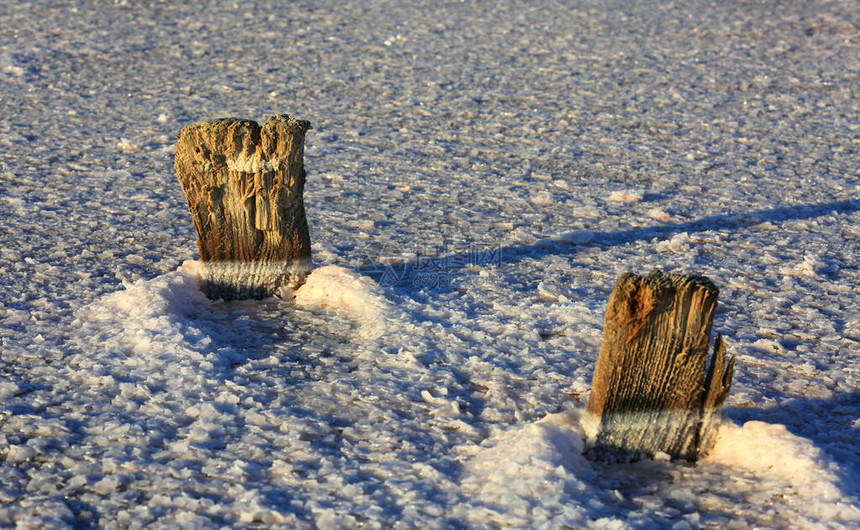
[1,0,859,527]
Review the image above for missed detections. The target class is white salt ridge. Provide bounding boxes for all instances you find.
[551,229,595,245]
[607,189,644,203]
[656,232,694,253]
[647,208,672,221]
[707,421,860,524]
[461,412,860,528]
[116,137,142,154]
[0,381,21,399]
[779,253,827,277]
[293,265,401,340]
[81,260,210,321]
[73,260,213,369]
[459,411,595,526]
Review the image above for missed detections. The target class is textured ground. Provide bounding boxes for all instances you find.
[1,1,858,527]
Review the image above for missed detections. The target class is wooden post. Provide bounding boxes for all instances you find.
[175,114,312,300]
[585,270,735,462]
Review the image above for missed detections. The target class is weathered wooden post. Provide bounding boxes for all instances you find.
[585,270,735,462]
[175,114,312,300]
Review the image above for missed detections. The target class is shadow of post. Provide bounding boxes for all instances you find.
[361,199,858,290]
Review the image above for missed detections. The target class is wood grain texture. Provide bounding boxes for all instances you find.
[586,270,735,462]
[698,334,735,459]
[175,114,312,300]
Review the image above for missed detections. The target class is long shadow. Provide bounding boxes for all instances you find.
[362,199,858,289]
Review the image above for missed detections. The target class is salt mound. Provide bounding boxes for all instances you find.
[458,411,595,526]
[707,421,860,523]
[84,260,210,320]
[293,265,397,339]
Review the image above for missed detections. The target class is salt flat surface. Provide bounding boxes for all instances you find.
[1,0,858,527]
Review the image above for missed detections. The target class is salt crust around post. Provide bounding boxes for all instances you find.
[585,270,735,462]
[175,114,312,300]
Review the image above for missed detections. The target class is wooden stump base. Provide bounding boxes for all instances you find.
[198,259,312,301]
[585,270,735,462]
[175,114,312,300]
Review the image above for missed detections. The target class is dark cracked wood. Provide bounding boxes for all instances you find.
[586,270,735,462]
[175,114,312,300]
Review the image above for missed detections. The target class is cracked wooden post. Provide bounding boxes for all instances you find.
[175,114,312,300]
[585,270,735,462]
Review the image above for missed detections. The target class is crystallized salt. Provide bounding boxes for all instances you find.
[552,230,595,245]
[292,265,401,339]
[607,189,644,203]
[2,0,858,527]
